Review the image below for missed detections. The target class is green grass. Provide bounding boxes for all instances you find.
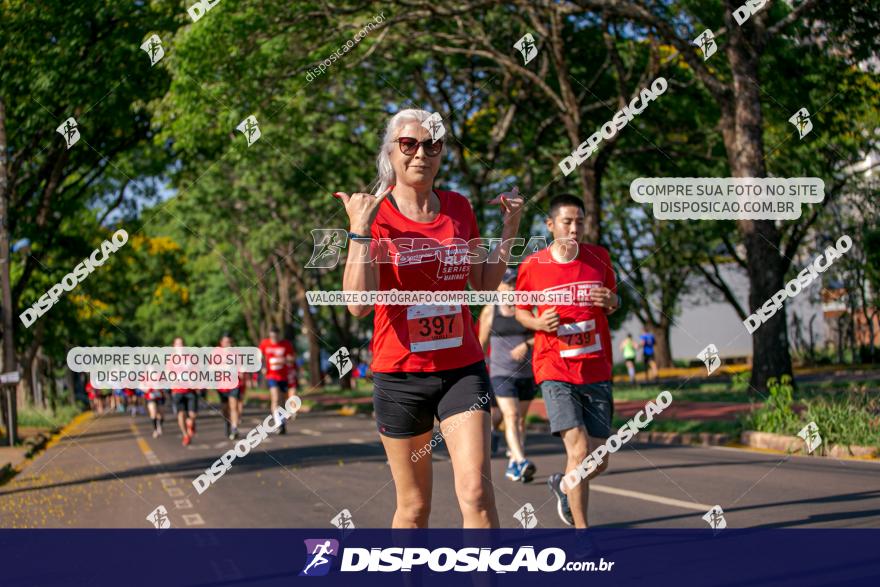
[742,376,880,448]
[610,415,742,437]
[613,384,749,403]
[16,404,83,430]
[804,395,880,448]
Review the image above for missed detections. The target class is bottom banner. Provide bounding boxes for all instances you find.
[1,529,878,586]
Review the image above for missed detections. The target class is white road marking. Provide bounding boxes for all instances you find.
[348,438,365,444]
[174,499,193,509]
[183,513,205,525]
[300,429,322,436]
[166,487,184,497]
[590,484,713,511]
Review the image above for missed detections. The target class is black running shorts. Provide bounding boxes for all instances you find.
[372,361,492,438]
[172,391,198,414]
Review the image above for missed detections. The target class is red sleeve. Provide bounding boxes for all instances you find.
[515,261,532,311]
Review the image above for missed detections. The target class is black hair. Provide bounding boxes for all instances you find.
[548,194,585,219]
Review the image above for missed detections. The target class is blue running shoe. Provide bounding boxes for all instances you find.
[505,460,523,481]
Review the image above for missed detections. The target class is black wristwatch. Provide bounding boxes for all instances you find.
[348,231,372,242]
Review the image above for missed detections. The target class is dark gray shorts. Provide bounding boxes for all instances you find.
[540,380,613,438]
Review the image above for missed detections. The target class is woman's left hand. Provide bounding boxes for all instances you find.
[488,186,524,230]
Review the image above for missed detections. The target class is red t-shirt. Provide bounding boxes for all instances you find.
[259,339,294,381]
[212,347,247,391]
[369,189,484,373]
[516,243,617,385]
[166,350,194,394]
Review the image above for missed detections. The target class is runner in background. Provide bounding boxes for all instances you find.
[259,327,296,434]
[85,377,100,414]
[619,333,637,384]
[515,194,619,528]
[125,388,137,417]
[145,388,165,438]
[112,387,125,413]
[98,384,111,414]
[216,334,245,440]
[479,268,536,482]
[475,313,503,456]
[168,336,198,446]
[639,328,658,382]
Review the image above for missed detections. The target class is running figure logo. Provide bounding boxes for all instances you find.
[789,108,813,139]
[421,112,446,142]
[702,505,726,533]
[331,508,355,530]
[514,33,538,65]
[56,117,80,149]
[305,229,347,269]
[140,34,165,66]
[797,421,822,454]
[236,115,261,146]
[299,539,339,577]
[328,347,352,377]
[146,505,171,529]
[693,29,716,61]
[697,344,721,375]
[514,503,538,529]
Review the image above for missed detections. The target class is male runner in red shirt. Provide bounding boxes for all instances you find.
[259,327,296,434]
[516,194,619,528]
[168,336,199,446]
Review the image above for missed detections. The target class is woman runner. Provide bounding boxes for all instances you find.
[336,108,523,528]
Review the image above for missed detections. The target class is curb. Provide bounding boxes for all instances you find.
[638,431,732,446]
[738,430,879,461]
[0,410,93,486]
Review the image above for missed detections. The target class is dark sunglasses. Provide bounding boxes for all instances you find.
[394,137,444,156]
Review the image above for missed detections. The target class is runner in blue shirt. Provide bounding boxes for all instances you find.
[639,329,658,382]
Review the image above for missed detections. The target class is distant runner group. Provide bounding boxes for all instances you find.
[85,327,299,446]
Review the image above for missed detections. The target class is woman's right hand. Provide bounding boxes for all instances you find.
[334,186,392,234]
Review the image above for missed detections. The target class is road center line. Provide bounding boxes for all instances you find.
[590,484,712,511]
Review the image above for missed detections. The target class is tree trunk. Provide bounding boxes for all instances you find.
[724,14,793,393]
[290,278,322,389]
[650,322,673,369]
[0,98,18,444]
[577,163,601,244]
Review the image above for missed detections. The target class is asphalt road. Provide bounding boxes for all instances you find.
[2,404,879,529]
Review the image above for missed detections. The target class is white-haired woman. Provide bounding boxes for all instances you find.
[335,109,523,528]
